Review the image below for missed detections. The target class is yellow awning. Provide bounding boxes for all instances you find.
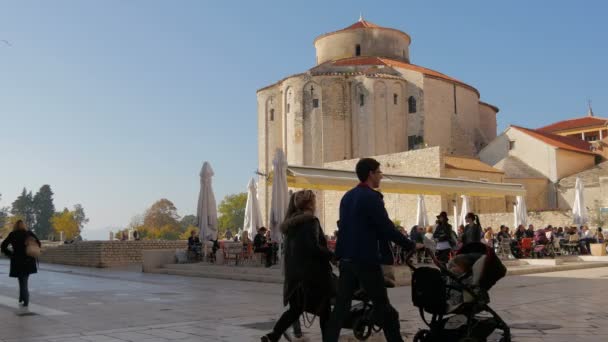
[269,165,525,197]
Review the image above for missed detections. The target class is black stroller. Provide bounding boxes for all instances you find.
[405,243,511,342]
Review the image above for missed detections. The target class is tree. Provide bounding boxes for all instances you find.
[217,192,247,238]
[72,204,89,231]
[33,185,55,239]
[180,214,197,232]
[143,199,180,230]
[11,188,35,229]
[0,193,9,232]
[51,209,79,240]
[1,215,23,239]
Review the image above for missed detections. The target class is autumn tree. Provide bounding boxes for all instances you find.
[143,199,180,230]
[217,192,247,238]
[51,208,80,240]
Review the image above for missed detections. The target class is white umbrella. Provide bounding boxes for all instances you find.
[572,177,588,225]
[269,149,289,244]
[197,161,218,241]
[243,178,263,241]
[514,195,528,227]
[415,195,429,228]
[458,195,470,227]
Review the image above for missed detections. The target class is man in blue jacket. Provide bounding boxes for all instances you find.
[325,158,423,342]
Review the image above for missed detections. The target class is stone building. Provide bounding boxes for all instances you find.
[479,125,597,210]
[257,18,500,221]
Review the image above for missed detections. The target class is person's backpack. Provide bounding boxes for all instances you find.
[25,236,41,258]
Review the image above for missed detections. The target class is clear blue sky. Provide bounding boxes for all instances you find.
[1,1,606,239]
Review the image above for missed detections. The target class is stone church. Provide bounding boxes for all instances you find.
[257,18,501,225]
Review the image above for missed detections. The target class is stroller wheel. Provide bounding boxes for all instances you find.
[413,329,431,342]
[352,316,372,341]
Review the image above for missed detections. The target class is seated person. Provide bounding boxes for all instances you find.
[253,227,274,267]
[187,230,202,257]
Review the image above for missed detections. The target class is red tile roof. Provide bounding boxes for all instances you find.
[344,19,381,29]
[329,56,480,96]
[537,116,608,133]
[314,20,410,44]
[511,125,595,155]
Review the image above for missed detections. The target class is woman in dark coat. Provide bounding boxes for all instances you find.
[1,220,41,307]
[262,190,334,342]
[462,212,483,246]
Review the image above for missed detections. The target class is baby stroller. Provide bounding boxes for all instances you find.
[406,243,511,342]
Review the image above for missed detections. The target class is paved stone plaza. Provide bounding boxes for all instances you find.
[0,260,607,342]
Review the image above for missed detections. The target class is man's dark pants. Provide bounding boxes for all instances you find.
[324,261,403,342]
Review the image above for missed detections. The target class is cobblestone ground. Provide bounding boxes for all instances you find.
[0,260,607,342]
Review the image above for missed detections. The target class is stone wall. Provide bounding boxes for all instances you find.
[39,240,187,268]
[321,147,444,233]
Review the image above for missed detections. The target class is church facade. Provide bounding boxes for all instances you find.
[257,18,500,223]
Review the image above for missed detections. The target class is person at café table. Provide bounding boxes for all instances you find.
[254,227,274,267]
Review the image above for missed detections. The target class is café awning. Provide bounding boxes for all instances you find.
[269,165,526,198]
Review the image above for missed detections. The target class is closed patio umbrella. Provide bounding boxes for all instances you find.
[197,161,218,241]
[459,195,470,227]
[415,195,429,228]
[244,178,263,241]
[514,195,528,228]
[269,149,289,245]
[572,177,587,225]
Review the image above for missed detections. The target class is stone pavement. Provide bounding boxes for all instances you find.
[0,260,607,342]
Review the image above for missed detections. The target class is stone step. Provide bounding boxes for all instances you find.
[150,267,284,283]
[162,263,281,276]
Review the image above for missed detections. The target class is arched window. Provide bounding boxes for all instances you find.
[408,96,417,113]
[356,44,361,56]
[359,94,365,107]
[393,93,398,105]
[270,109,274,121]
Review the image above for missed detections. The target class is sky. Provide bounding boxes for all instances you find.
[1,0,607,240]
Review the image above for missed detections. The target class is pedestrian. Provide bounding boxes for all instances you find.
[225,229,233,240]
[262,190,335,341]
[325,158,422,342]
[462,212,482,246]
[433,211,454,264]
[0,219,41,309]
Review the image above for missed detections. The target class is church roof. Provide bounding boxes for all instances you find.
[314,19,411,44]
[493,156,547,179]
[444,155,504,174]
[558,161,608,188]
[537,116,608,133]
[325,56,481,97]
[510,125,595,155]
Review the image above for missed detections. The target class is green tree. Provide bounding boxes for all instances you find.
[72,204,89,231]
[0,193,9,231]
[51,208,80,240]
[217,192,247,238]
[33,185,55,239]
[11,188,35,229]
[180,214,197,232]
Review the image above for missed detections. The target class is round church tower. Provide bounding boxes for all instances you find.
[314,16,411,64]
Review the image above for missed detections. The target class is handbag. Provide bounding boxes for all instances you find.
[25,236,41,258]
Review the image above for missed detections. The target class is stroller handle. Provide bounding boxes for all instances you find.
[404,247,449,273]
